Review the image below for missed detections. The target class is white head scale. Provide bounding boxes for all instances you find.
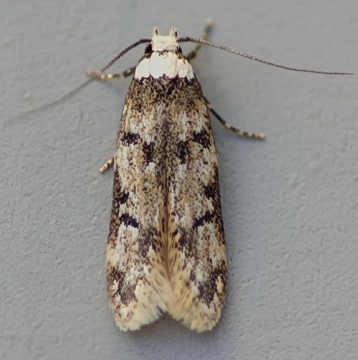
[151,27,178,52]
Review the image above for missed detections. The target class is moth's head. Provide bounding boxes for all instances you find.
[146,27,182,53]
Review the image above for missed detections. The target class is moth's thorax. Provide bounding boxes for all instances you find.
[134,52,194,80]
[134,27,194,80]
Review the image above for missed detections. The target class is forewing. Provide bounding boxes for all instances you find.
[106,79,172,331]
[166,79,228,332]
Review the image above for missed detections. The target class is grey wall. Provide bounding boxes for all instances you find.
[1,1,357,359]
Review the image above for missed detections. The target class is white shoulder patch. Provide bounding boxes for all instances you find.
[134,52,194,80]
[134,27,194,80]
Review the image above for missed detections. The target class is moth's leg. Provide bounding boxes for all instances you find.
[99,157,114,173]
[206,98,265,140]
[88,67,134,173]
[186,20,214,61]
[86,66,136,81]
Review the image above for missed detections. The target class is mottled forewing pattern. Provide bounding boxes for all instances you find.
[106,77,173,331]
[107,52,227,332]
[164,78,227,331]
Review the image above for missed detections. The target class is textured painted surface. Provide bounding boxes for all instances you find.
[1,1,357,359]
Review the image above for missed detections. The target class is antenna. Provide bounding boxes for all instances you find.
[178,37,354,75]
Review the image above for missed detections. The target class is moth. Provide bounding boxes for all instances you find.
[86,21,352,332]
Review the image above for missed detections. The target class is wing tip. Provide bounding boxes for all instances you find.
[168,301,223,333]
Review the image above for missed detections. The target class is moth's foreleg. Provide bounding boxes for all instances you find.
[186,20,214,61]
[86,66,136,81]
